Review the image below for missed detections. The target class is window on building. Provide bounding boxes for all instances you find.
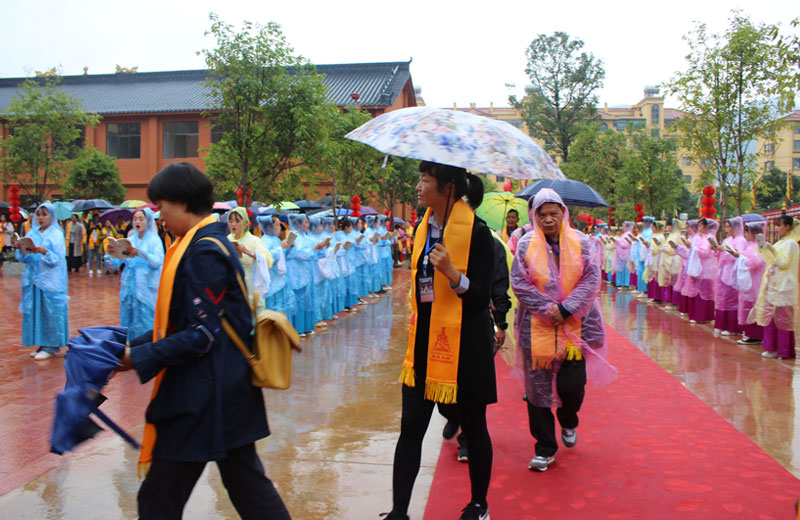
[163,121,199,158]
[651,128,660,137]
[682,157,692,166]
[794,140,800,153]
[211,123,224,144]
[613,119,646,131]
[794,157,800,170]
[683,175,692,184]
[107,123,141,159]
[764,143,775,154]
[700,159,712,169]
[765,160,775,171]
[651,104,660,126]
[495,175,505,183]
[599,122,608,131]
[794,125,800,134]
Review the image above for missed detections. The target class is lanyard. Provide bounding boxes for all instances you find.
[422,227,440,276]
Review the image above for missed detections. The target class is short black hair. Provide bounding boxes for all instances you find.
[147,162,214,215]
[778,215,794,227]
[507,209,519,217]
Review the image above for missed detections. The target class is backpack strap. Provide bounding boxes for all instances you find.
[198,236,259,367]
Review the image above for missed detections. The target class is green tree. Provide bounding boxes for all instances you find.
[370,156,419,223]
[754,167,800,212]
[625,129,684,219]
[64,147,126,203]
[561,124,629,222]
[509,32,605,162]
[480,175,500,195]
[200,14,336,205]
[665,13,792,220]
[0,76,99,203]
[309,106,383,214]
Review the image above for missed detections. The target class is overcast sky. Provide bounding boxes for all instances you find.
[1,0,796,110]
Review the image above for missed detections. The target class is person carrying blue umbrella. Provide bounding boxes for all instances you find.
[15,202,70,360]
[104,208,165,341]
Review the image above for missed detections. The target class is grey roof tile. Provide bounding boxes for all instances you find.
[0,62,413,115]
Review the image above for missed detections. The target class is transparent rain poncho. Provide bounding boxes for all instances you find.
[256,216,296,315]
[715,217,747,312]
[227,207,272,304]
[285,213,314,290]
[685,218,719,300]
[105,208,164,340]
[613,221,634,271]
[510,189,617,407]
[658,219,684,287]
[16,202,70,347]
[736,221,767,325]
[675,220,697,296]
[748,220,800,335]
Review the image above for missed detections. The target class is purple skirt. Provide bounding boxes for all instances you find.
[677,293,689,314]
[742,322,764,341]
[689,296,715,323]
[714,309,742,334]
[763,320,795,358]
[660,285,673,304]
[630,272,638,289]
[647,280,660,300]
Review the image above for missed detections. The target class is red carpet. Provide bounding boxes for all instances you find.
[424,325,800,519]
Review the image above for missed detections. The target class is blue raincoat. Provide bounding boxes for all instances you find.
[105,208,164,341]
[308,216,333,322]
[325,217,347,314]
[16,202,69,350]
[256,216,296,316]
[377,215,393,287]
[637,218,654,292]
[350,218,369,298]
[364,215,381,293]
[285,214,316,334]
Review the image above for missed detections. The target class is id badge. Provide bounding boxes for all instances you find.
[419,276,435,303]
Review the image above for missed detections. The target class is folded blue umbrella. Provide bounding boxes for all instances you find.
[50,326,140,455]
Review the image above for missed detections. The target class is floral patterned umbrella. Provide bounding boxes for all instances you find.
[345,107,565,181]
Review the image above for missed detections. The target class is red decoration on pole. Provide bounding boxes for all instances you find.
[8,185,22,223]
[700,185,716,218]
[350,195,362,218]
[410,210,417,227]
[634,204,645,223]
[503,180,513,192]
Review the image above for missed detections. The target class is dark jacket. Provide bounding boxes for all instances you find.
[409,216,497,405]
[129,221,269,462]
[490,236,511,329]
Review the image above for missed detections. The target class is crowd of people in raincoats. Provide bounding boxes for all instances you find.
[8,201,405,359]
[590,214,800,360]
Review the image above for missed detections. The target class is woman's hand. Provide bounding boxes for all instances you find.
[125,245,139,257]
[117,346,133,372]
[547,304,565,326]
[35,246,48,255]
[494,328,506,352]
[429,243,461,285]
[233,242,252,258]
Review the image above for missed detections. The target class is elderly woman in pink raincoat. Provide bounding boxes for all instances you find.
[510,188,616,473]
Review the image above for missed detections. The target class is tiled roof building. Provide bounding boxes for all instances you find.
[0,61,416,200]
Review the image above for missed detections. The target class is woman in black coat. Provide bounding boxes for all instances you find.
[384,161,496,520]
[119,162,291,520]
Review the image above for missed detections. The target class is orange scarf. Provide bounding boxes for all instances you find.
[524,221,584,369]
[138,214,217,477]
[400,200,474,404]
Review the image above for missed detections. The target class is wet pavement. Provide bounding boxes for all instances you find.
[0,268,799,518]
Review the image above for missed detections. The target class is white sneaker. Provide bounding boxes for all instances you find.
[33,350,55,360]
[528,455,554,472]
[30,347,42,358]
[89,269,94,275]
[762,351,779,358]
[720,330,734,336]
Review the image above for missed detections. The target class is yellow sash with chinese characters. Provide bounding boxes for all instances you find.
[137,214,217,478]
[400,200,474,404]
[525,221,584,369]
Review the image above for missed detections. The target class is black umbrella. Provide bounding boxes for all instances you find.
[294,200,322,211]
[50,326,140,455]
[318,195,350,209]
[515,179,609,208]
[73,199,114,212]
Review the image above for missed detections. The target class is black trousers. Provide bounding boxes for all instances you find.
[392,388,493,515]
[527,358,586,457]
[138,442,291,520]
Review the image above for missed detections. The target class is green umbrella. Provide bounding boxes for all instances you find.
[274,201,300,211]
[475,192,529,231]
[120,200,148,209]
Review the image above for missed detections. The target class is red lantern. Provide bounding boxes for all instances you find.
[350,195,362,218]
[503,180,513,192]
[8,185,22,223]
[700,185,717,219]
[236,187,243,197]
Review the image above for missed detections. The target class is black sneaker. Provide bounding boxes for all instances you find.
[379,512,409,520]
[457,434,469,462]
[561,427,577,448]
[442,420,459,440]
[458,502,489,520]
